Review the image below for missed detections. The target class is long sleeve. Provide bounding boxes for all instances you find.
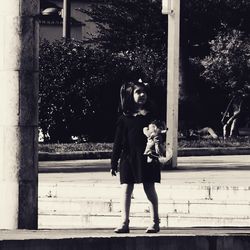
[111,116,124,171]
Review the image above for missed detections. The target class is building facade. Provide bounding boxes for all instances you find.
[40,0,99,42]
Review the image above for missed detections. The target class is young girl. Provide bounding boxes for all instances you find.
[111,81,161,233]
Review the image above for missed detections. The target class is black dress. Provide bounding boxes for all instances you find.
[111,114,161,184]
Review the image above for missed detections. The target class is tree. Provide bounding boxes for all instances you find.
[81,0,167,52]
[198,28,250,137]
[78,0,168,87]
[182,0,250,57]
[181,0,250,131]
[82,0,250,129]
[78,0,169,120]
[39,0,250,141]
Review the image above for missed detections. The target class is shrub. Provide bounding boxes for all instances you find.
[39,39,107,142]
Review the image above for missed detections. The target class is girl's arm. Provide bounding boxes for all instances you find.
[111,116,124,172]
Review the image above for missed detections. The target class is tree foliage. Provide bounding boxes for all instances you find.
[191,27,250,135]
[79,0,168,89]
[39,39,167,142]
[200,28,250,97]
[182,0,250,56]
[39,0,250,141]
[39,39,106,142]
[81,0,250,129]
[181,0,250,130]
[82,0,167,52]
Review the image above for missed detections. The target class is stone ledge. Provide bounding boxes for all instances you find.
[1,229,250,250]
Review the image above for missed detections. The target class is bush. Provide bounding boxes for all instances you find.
[39,39,167,142]
[39,39,108,142]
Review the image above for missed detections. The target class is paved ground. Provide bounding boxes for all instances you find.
[1,227,250,240]
[39,155,250,186]
[1,155,250,241]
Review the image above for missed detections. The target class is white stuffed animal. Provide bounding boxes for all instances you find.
[143,120,172,164]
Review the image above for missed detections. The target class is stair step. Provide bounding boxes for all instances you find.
[166,214,250,228]
[39,197,250,217]
[38,212,250,229]
[39,183,250,202]
[38,213,149,229]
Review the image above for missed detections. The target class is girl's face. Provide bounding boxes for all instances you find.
[133,85,147,107]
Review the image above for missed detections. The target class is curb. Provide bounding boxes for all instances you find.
[39,147,250,161]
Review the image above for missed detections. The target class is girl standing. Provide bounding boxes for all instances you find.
[111,81,161,233]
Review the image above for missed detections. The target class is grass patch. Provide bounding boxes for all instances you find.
[178,137,250,148]
[39,137,250,153]
[39,143,113,153]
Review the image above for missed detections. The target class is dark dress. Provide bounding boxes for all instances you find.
[111,113,161,184]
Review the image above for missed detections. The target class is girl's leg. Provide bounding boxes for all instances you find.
[114,183,134,233]
[143,182,160,233]
[121,183,134,223]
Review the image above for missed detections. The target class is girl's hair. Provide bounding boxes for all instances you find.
[119,80,151,116]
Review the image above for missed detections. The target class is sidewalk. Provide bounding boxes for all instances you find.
[39,155,250,183]
[38,154,250,186]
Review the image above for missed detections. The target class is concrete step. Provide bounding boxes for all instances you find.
[39,182,250,202]
[3,228,250,250]
[38,213,150,229]
[38,197,250,228]
[38,182,250,228]
[38,212,250,229]
[166,214,250,228]
[39,197,250,217]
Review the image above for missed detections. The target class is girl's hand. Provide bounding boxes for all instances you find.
[110,169,117,176]
[153,135,160,143]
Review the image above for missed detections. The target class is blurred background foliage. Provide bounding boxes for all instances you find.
[39,0,250,143]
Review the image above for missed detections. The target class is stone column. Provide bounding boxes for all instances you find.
[0,0,39,229]
[162,0,180,168]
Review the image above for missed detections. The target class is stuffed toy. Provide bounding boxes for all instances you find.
[143,120,172,164]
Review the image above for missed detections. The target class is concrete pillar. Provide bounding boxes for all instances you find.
[0,0,39,229]
[162,0,180,168]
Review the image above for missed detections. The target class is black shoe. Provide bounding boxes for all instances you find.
[114,221,130,233]
[145,219,160,233]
